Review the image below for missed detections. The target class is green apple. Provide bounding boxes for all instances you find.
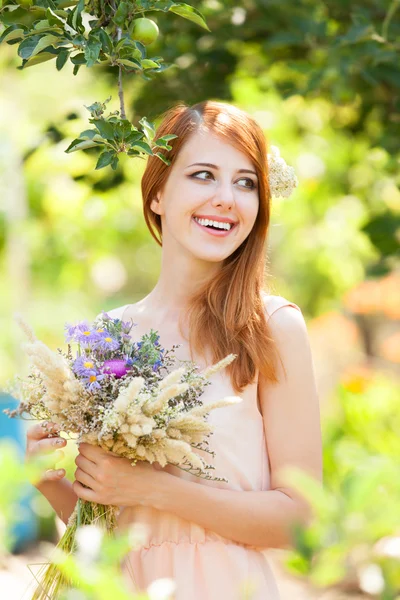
[130,18,159,46]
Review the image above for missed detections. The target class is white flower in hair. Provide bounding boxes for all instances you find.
[267,145,298,198]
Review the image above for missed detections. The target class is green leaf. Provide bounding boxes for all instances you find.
[141,58,158,69]
[78,129,97,140]
[85,33,102,67]
[153,136,176,149]
[18,35,42,59]
[56,47,69,70]
[30,34,59,58]
[113,119,134,141]
[70,52,86,65]
[71,0,84,32]
[118,58,141,69]
[98,28,113,54]
[73,64,80,75]
[154,151,171,166]
[138,116,155,142]
[65,138,103,153]
[21,51,56,68]
[93,119,115,140]
[46,6,65,27]
[125,131,144,144]
[169,3,210,31]
[95,150,115,170]
[130,141,153,154]
[113,1,129,27]
[156,134,178,142]
[0,25,27,44]
[116,39,142,60]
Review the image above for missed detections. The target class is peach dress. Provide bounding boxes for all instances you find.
[108,295,301,600]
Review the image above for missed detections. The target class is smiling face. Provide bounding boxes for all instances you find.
[150,128,260,264]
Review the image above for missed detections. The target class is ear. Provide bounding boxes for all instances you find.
[150,193,163,216]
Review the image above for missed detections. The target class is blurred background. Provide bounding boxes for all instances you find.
[1,0,399,598]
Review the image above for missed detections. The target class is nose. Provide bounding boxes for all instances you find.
[210,178,235,211]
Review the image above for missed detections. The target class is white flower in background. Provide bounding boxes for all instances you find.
[267,145,298,198]
[373,535,400,559]
[358,563,385,595]
[128,522,150,550]
[75,525,103,565]
[147,577,177,600]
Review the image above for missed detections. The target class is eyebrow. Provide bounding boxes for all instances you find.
[186,162,258,177]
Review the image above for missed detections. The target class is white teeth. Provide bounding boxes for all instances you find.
[194,217,233,231]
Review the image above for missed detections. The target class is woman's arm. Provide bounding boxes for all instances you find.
[35,478,78,526]
[73,305,322,549]
[151,305,323,550]
[26,422,78,525]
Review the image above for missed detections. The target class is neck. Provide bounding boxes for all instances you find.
[145,240,221,313]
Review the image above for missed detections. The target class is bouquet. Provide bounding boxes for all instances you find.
[4,310,241,599]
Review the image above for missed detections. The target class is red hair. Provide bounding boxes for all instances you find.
[141,100,280,393]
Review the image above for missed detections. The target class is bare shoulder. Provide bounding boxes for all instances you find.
[262,292,304,328]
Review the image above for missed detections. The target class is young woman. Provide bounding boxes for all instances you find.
[27,100,322,599]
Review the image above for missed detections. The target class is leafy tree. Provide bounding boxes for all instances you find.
[0,0,209,169]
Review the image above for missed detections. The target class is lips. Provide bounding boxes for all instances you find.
[193,214,238,225]
[192,216,237,237]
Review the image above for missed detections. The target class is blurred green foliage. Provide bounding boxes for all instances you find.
[284,371,400,598]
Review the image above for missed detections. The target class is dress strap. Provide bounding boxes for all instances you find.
[263,294,301,322]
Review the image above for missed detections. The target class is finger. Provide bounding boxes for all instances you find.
[73,480,97,502]
[42,468,66,482]
[27,422,61,440]
[75,453,98,476]
[78,443,106,463]
[30,436,66,455]
[75,467,98,490]
[29,449,65,471]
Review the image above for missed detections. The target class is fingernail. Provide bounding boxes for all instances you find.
[57,470,64,476]
[53,439,64,446]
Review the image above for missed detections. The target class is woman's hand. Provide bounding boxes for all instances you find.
[26,421,67,486]
[73,442,171,507]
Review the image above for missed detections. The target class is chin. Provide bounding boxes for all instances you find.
[190,248,235,263]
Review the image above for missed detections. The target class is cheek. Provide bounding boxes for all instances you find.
[240,198,259,229]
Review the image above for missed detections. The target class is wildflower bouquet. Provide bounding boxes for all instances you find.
[5,310,241,600]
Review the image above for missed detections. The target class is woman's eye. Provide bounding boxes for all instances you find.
[191,170,213,181]
[190,171,256,189]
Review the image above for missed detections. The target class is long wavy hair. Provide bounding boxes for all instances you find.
[141,100,281,394]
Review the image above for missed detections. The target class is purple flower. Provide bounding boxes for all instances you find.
[93,334,120,353]
[72,355,98,377]
[82,371,106,392]
[121,320,136,334]
[121,333,133,343]
[102,359,129,379]
[99,311,112,321]
[65,320,101,346]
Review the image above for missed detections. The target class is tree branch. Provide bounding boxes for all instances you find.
[116,26,126,119]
